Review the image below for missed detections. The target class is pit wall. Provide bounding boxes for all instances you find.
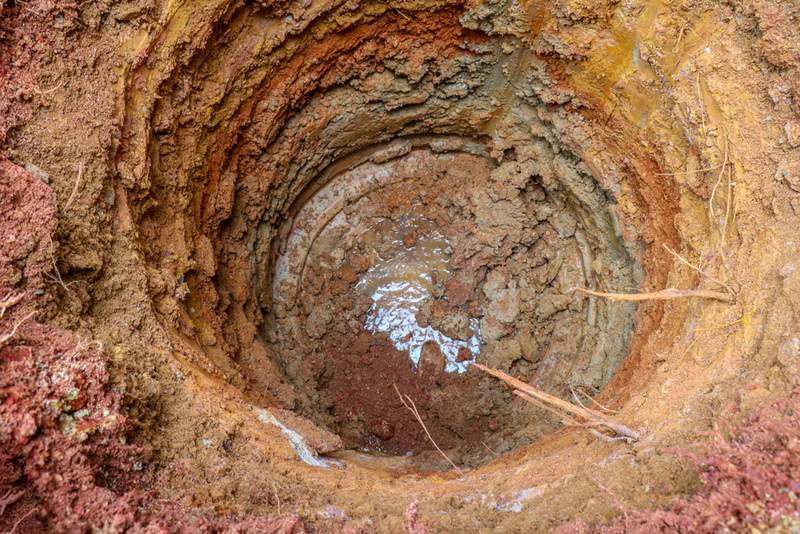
[123,0,677,406]
[3,0,799,531]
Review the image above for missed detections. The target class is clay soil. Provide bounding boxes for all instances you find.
[3,0,800,532]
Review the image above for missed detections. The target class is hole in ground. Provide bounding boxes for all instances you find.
[117,0,685,526]
[267,141,640,468]
[131,4,673,473]
[14,0,791,529]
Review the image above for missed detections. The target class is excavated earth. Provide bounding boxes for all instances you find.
[2,0,800,531]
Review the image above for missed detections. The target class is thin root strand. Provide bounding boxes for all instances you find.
[0,312,36,349]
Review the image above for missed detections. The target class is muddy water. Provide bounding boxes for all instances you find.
[356,218,481,372]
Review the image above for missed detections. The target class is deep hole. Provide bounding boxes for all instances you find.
[11,0,785,528]
[134,2,670,473]
[265,136,639,469]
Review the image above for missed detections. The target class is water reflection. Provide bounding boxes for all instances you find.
[356,219,481,373]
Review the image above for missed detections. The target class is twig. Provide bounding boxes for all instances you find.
[62,162,84,213]
[689,26,709,46]
[700,136,734,274]
[393,384,465,477]
[654,162,725,176]
[673,22,688,52]
[709,136,728,224]
[31,81,63,95]
[271,481,282,516]
[514,390,628,443]
[572,384,618,414]
[695,317,742,332]
[0,292,24,318]
[0,312,35,349]
[471,363,639,441]
[720,164,733,272]
[46,237,79,304]
[514,389,580,427]
[571,287,735,303]
[663,244,735,294]
[480,442,499,457]
[679,333,703,363]
[4,507,37,534]
[569,383,589,410]
[590,476,628,520]
[70,334,104,356]
[395,8,411,20]
[0,489,24,516]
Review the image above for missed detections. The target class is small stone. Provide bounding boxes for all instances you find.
[418,340,445,377]
[403,234,417,248]
[456,347,473,363]
[372,420,395,440]
[489,420,499,431]
[25,163,50,184]
[305,307,333,339]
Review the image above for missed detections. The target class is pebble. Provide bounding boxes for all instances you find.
[372,420,395,440]
[456,346,474,363]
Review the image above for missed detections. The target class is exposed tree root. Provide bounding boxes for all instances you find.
[394,385,466,477]
[571,287,735,303]
[0,292,24,318]
[470,363,640,442]
[0,312,35,349]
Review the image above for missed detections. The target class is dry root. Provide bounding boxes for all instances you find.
[0,291,24,318]
[571,286,735,303]
[1,292,34,349]
[0,489,24,517]
[663,244,735,295]
[0,312,36,349]
[394,384,465,477]
[470,363,640,442]
[62,162,84,214]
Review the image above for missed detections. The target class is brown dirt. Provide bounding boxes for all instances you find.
[2,0,800,532]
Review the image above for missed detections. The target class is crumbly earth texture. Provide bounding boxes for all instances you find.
[2,0,800,532]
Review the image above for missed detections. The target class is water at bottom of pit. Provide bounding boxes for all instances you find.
[354,217,482,373]
[287,208,557,463]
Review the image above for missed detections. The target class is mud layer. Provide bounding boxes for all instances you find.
[2,0,800,531]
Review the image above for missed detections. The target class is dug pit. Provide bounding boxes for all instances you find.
[267,141,640,467]
[3,0,800,531]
